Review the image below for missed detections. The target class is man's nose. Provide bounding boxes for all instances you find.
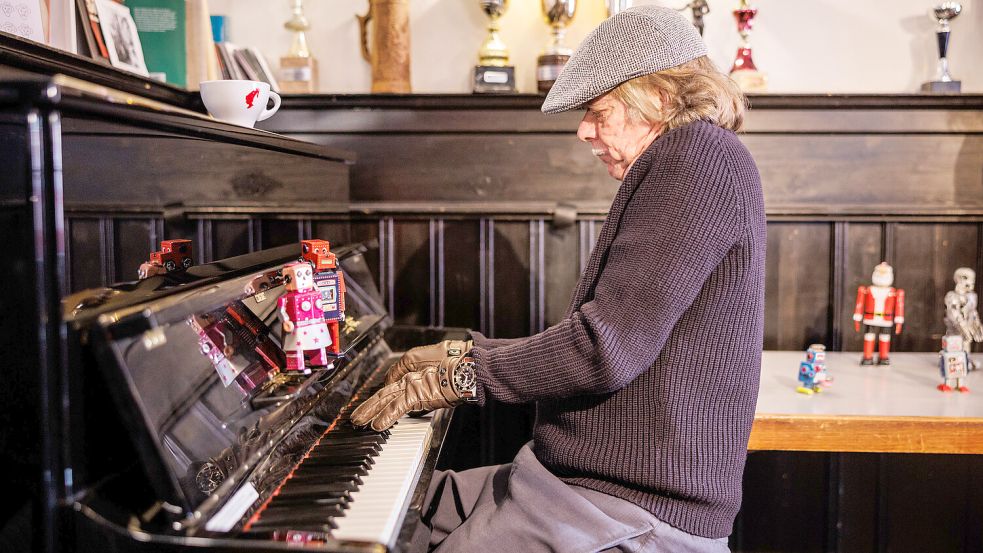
[576,116,595,142]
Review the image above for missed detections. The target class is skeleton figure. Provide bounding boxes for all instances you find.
[944,267,983,369]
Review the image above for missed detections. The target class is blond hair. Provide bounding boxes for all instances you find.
[608,56,746,132]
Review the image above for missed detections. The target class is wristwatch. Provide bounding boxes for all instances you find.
[452,356,478,403]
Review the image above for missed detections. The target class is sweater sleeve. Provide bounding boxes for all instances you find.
[473,141,745,405]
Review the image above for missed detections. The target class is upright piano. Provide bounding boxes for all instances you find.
[65,242,458,551]
[0,67,457,552]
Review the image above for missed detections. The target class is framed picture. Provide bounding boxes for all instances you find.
[94,0,148,76]
[75,0,110,61]
[0,0,46,44]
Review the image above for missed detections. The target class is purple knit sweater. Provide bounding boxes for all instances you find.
[471,120,766,539]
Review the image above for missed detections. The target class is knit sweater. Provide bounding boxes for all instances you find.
[471,120,766,539]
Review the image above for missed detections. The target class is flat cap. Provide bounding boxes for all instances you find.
[541,5,707,114]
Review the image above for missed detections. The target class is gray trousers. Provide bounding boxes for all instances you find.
[414,443,730,553]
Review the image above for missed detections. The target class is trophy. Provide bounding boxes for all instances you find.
[606,0,632,17]
[729,0,766,92]
[279,0,318,93]
[921,2,962,93]
[537,0,578,94]
[679,0,710,36]
[474,0,516,94]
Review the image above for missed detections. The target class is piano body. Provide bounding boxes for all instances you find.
[0,69,458,552]
[66,243,457,552]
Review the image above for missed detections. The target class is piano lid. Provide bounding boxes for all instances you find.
[68,243,389,519]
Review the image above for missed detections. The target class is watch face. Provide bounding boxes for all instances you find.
[453,359,477,396]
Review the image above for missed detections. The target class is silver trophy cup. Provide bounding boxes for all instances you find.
[922,2,962,93]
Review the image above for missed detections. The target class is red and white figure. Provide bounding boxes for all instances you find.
[199,80,281,128]
[853,262,905,365]
[301,239,347,354]
[278,261,332,373]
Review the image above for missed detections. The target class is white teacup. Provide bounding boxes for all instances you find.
[199,80,281,128]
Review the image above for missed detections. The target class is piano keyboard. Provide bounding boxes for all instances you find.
[244,376,436,549]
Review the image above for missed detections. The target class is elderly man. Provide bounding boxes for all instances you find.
[352,5,765,552]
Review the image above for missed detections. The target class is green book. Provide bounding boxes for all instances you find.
[126,0,187,87]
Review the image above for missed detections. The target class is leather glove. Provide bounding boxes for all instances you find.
[351,340,475,431]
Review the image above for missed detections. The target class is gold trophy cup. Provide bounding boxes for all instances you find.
[537,0,577,94]
[474,0,516,93]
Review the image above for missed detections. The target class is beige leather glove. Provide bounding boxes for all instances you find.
[351,340,474,431]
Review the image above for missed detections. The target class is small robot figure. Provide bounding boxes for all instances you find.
[944,267,983,369]
[939,334,970,393]
[278,261,331,373]
[301,239,346,355]
[853,262,905,365]
[138,239,194,279]
[797,344,828,395]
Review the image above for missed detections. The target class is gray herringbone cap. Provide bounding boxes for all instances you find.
[541,5,707,114]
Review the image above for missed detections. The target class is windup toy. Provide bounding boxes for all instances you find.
[797,344,828,395]
[278,261,332,373]
[939,334,970,393]
[853,262,904,365]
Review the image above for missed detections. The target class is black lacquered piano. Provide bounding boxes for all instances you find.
[64,242,460,552]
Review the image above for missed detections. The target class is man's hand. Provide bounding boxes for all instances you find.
[351,340,473,431]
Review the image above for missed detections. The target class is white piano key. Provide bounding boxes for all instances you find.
[331,415,434,546]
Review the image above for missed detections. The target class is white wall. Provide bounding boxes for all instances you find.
[206,0,982,94]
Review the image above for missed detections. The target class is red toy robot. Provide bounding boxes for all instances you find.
[278,261,332,373]
[138,239,194,279]
[853,262,905,365]
[301,239,346,354]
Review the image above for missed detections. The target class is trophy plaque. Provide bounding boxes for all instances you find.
[729,0,766,92]
[280,0,318,94]
[921,2,962,93]
[538,0,578,94]
[474,0,516,94]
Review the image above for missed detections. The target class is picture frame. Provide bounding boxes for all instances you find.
[74,0,109,61]
[0,0,46,44]
[94,0,148,76]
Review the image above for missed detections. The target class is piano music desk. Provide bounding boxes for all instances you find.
[750,351,983,454]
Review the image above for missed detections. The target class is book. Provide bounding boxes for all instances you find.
[78,0,109,59]
[125,0,186,87]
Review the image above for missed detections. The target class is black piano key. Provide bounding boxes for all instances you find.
[306,444,381,457]
[275,481,359,497]
[289,464,370,480]
[267,495,350,508]
[248,520,337,533]
[259,505,346,522]
[300,452,376,465]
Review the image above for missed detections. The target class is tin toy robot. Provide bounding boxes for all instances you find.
[944,267,983,369]
[853,262,905,365]
[138,239,194,279]
[797,344,828,395]
[278,261,331,373]
[301,239,346,354]
[939,334,970,392]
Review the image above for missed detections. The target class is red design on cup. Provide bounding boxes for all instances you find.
[245,88,260,108]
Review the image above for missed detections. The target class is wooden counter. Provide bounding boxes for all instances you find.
[750,351,983,453]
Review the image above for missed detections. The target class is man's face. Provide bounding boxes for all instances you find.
[576,94,662,181]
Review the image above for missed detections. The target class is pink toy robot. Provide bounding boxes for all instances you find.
[853,262,905,365]
[278,262,332,373]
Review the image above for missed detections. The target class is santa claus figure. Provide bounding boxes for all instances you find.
[853,262,905,365]
[278,261,332,373]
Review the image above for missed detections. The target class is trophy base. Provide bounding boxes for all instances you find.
[474,66,516,94]
[921,80,961,93]
[280,56,319,94]
[537,53,570,94]
[730,69,767,93]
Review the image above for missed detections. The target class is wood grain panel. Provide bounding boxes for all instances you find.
[350,220,381,298]
[880,455,982,553]
[312,220,351,248]
[842,223,884,352]
[210,219,251,260]
[308,135,615,204]
[746,135,983,212]
[764,223,832,350]
[260,219,303,249]
[112,218,156,284]
[61,134,350,206]
[835,454,879,553]
[391,221,431,326]
[891,223,979,352]
[442,220,481,330]
[737,451,829,553]
[491,222,531,339]
[68,217,105,291]
[544,223,580,326]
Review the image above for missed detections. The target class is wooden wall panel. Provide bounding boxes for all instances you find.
[111,218,157,283]
[544,223,581,326]
[892,223,979,352]
[842,224,885,352]
[764,223,832,350]
[491,222,532,339]
[835,454,879,553]
[209,219,252,261]
[442,220,481,329]
[312,220,351,248]
[261,219,303,249]
[67,218,105,292]
[391,221,431,326]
